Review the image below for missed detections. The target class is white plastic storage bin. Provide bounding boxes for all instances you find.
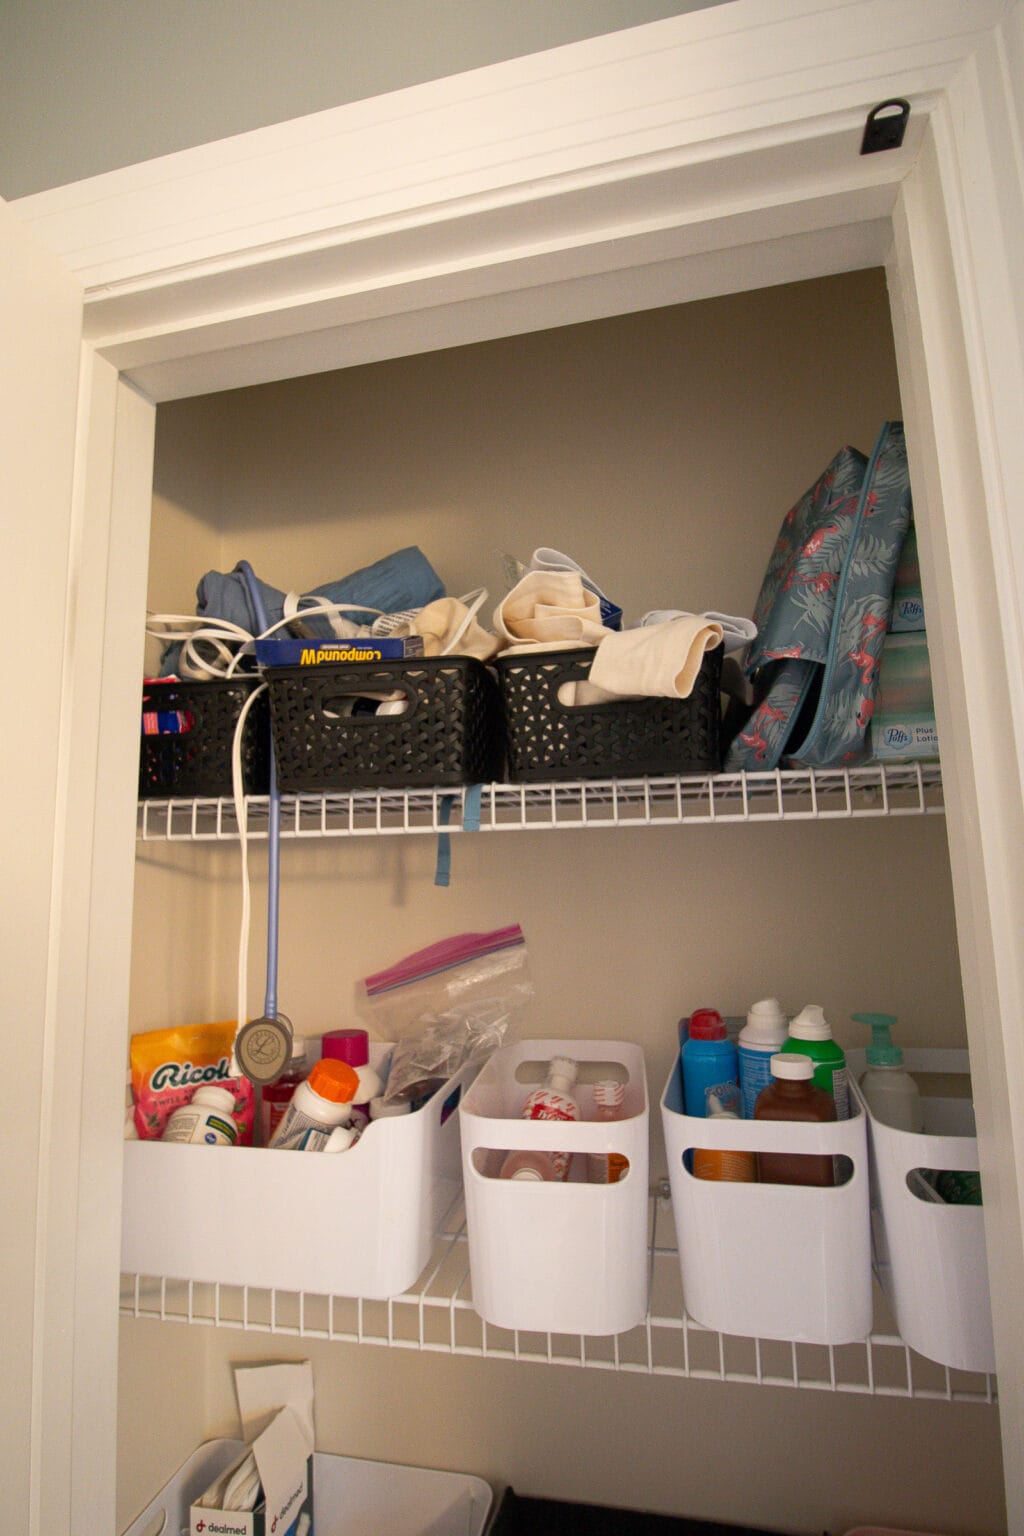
[660,1059,872,1344]
[120,1438,493,1536]
[848,1047,995,1374]
[121,1046,473,1298]
[459,1039,649,1336]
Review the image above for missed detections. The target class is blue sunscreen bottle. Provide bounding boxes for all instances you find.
[681,1008,740,1118]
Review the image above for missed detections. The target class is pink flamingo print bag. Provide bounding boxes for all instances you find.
[723,422,912,771]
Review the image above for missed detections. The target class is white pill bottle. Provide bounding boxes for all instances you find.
[162,1085,238,1145]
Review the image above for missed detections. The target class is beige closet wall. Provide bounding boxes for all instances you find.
[122,270,1006,1533]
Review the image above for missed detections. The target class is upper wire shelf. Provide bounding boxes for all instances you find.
[120,1190,993,1406]
[137,763,944,842]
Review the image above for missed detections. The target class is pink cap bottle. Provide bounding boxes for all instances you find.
[322,1028,371,1126]
[322,1028,369,1067]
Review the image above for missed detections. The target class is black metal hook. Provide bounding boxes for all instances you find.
[861,99,910,155]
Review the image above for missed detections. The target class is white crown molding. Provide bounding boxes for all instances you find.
[10,0,1005,400]
[12,0,1005,305]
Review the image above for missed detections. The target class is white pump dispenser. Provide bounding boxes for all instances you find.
[853,1012,924,1132]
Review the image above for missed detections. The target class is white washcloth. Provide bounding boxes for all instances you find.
[494,570,609,649]
[634,608,756,654]
[566,616,723,705]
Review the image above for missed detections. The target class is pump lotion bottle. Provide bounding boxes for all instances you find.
[853,1012,924,1132]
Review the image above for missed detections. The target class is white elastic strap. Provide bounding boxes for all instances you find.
[146,612,254,645]
[440,587,489,655]
[184,634,242,679]
[262,598,389,642]
[230,679,269,1062]
[147,601,394,677]
[282,589,359,639]
[145,612,256,680]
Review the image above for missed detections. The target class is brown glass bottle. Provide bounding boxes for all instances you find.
[754,1053,836,1187]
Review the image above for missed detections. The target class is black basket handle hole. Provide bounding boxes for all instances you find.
[322,689,410,721]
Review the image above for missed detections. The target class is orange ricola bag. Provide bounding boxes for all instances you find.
[130,1021,255,1143]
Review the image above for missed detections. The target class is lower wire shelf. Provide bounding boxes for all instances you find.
[128,760,970,1400]
[120,1188,996,1407]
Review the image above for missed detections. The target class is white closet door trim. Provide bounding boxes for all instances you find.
[887,43,1024,1528]
[7,1,1021,1528]
[60,363,155,1530]
[1,194,84,1536]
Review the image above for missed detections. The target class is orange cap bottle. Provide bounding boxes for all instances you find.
[268,1057,362,1149]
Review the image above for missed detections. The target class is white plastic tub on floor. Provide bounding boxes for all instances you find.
[121,1438,493,1536]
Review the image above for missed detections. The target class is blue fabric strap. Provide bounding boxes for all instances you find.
[433,786,482,885]
[463,783,482,832]
[434,796,454,887]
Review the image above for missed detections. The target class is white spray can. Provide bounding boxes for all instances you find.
[737,998,789,1119]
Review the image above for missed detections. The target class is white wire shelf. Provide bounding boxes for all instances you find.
[137,763,944,841]
[129,761,964,1401]
[120,1189,994,1406]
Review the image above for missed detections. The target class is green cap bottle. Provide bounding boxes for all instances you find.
[781,1004,850,1119]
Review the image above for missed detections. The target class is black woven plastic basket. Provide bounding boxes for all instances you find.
[265,656,505,792]
[496,644,722,782]
[138,677,270,798]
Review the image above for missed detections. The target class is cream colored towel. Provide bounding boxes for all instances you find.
[494,571,608,650]
[568,616,724,705]
[406,597,499,661]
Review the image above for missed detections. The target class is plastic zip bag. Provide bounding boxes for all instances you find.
[359,926,532,1105]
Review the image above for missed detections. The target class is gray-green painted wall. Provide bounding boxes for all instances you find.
[0,0,729,199]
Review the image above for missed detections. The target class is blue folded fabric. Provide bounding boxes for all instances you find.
[162,546,446,673]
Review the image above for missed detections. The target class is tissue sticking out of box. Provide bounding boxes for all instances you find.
[238,1361,315,1514]
[191,1361,315,1536]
